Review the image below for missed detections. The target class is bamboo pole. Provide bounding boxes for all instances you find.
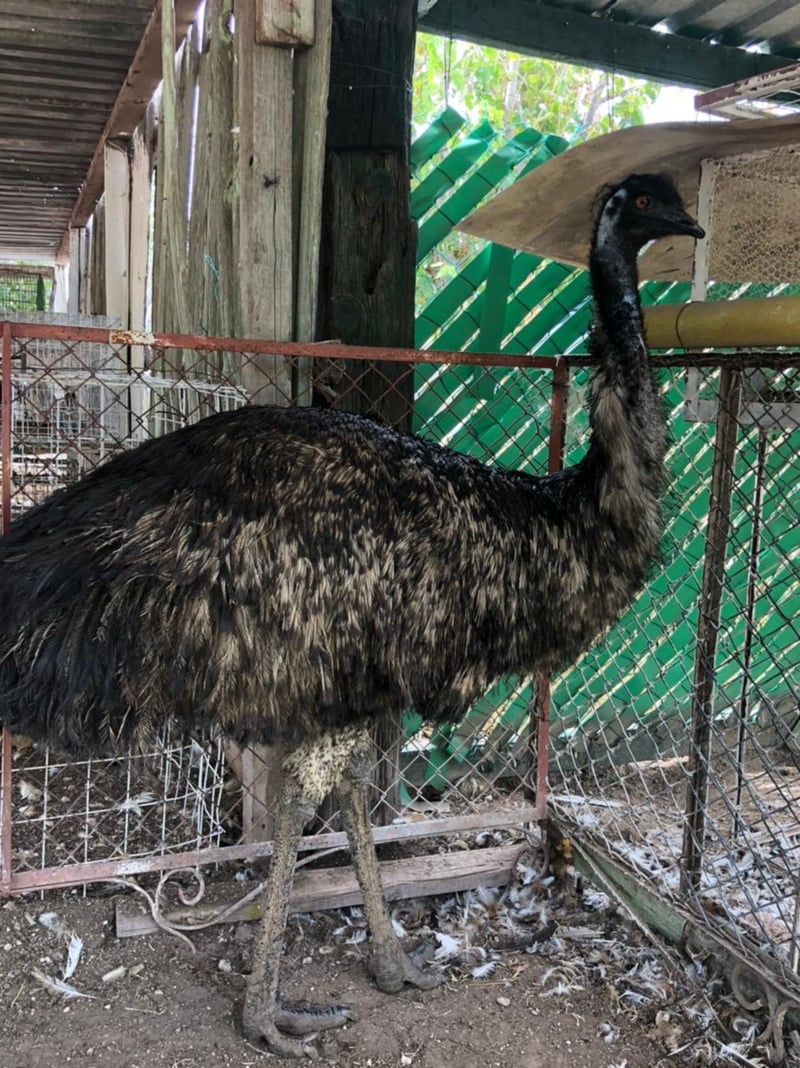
[645,294,800,350]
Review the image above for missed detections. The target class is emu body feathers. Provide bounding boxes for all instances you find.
[1,401,645,754]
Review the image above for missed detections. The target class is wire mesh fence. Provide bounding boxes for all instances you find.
[0,269,51,314]
[0,320,798,1041]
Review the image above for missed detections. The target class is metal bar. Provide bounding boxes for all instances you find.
[1,320,11,534]
[3,804,536,896]
[0,729,12,896]
[681,367,743,894]
[733,428,767,839]
[4,320,800,371]
[3,321,559,370]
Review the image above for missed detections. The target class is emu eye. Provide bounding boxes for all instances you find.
[635,195,651,211]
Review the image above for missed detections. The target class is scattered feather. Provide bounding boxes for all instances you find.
[114,792,155,816]
[433,932,462,961]
[470,960,497,979]
[38,912,83,980]
[391,916,407,939]
[17,779,42,803]
[31,968,96,1000]
[598,1016,619,1042]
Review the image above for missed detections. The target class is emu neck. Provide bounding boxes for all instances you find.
[585,218,665,528]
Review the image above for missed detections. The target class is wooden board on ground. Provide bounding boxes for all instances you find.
[115,843,522,938]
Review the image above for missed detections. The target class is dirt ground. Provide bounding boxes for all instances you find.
[0,869,746,1068]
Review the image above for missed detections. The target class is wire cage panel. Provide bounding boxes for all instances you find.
[0,322,798,1027]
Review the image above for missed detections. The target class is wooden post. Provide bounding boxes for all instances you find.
[256,0,315,47]
[103,141,130,329]
[67,229,85,316]
[187,0,240,341]
[129,123,153,441]
[317,0,418,823]
[237,0,294,404]
[317,0,417,432]
[234,0,331,839]
[86,201,106,317]
[153,0,190,336]
[293,0,332,404]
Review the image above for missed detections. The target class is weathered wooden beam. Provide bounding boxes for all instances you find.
[257,0,315,48]
[68,0,200,231]
[418,0,797,90]
[115,843,522,936]
[103,141,130,325]
[237,0,294,399]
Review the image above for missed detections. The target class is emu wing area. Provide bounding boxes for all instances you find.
[0,406,558,755]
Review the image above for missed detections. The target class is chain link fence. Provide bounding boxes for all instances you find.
[1,320,798,1048]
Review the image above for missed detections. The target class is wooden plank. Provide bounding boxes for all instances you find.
[237,0,294,398]
[129,125,151,335]
[67,229,83,315]
[187,0,239,339]
[152,0,191,335]
[116,843,522,937]
[234,0,301,832]
[103,141,130,325]
[128,120,152,425]
[85,199,106,316]
[256,0,315,48]
[293,0,332,405]
[0,0,153,22]
[239,744,283,845]
[418,0,797,90]
[0,28,137,54]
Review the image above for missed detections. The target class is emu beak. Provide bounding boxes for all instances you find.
[681,216,705,240]
[664,207,705,240]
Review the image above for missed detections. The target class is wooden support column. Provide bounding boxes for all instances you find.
[67,228,86,316]
[317,1,418,824]
[103,141,130,328]
[317,0,417,429]
[129,126,152,337]
[234,0,330,840]
[237,0,295,403]
[129,122,154,440]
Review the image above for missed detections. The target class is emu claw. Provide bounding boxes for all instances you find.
[368,942,443,994]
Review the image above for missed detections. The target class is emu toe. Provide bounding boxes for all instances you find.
[275,1002,357,1036]
[367,942,443,994]
[242,991,354,1059]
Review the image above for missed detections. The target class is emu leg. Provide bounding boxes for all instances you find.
[242,769,353,1058]
[337,749,442,994]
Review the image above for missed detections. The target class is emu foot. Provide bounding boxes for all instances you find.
[242,991,355,1059]
[367,941,443,995]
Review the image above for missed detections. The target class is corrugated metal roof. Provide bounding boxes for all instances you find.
[0,1,155,263]
[584,0,800,50]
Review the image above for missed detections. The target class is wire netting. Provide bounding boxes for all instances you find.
[0,270,51,313]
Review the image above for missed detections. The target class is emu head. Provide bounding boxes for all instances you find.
[596,173,705,252]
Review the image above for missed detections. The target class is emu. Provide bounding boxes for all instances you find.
[0,174,702,1056]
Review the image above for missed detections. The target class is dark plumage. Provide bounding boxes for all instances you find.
[0,173,703,1056]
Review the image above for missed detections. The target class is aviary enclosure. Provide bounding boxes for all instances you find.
[0,6,799,1065]
[1,313,798,1059]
